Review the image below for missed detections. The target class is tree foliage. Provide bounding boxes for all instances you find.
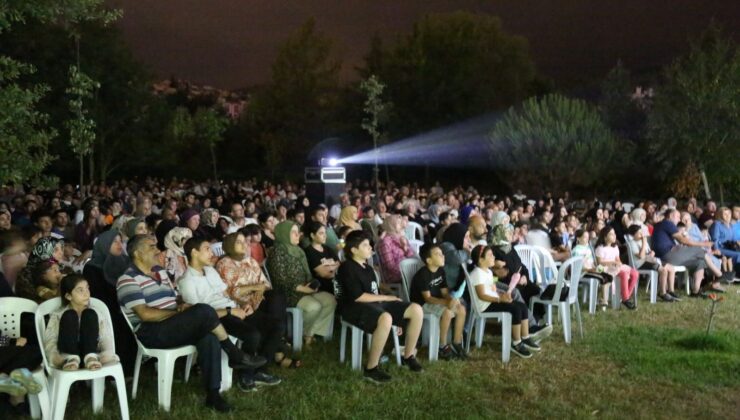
[490,94,625,194]
[246,18,341,175]
[365,12,540,137]
[647,24,740,196]
[0,0,117,186]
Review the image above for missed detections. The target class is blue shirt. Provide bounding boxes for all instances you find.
[710,222,735,250]
[732,221,740,242]
[652,220,678,259]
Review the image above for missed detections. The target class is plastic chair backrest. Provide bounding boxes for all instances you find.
[461,263,484,316]
[533,245,560,284]
[35,297,115,372]
[399,258,425,302]
[563,256,584,301]
[211,242,224,257]
[623,237,639,269]
[405,222,423,242]
[514,245,541,283]
[0,297,38,339]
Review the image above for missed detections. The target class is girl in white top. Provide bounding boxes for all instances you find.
[467,245,539,359]
[43,274,117,371]
[571,229,613,310]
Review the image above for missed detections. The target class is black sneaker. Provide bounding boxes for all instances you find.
[205,393,233,413]
[521,338,541,352]
[529,324,553,343]
[511,342,532,359]
[451,343,468,360]
[667,291,681,301]
[438,345,455,361]
[363,366,391,384]
[402,355,424,372]
[622,300,636,310]
[689,292,707,299]
[658,293,675,302]
[228,352,267,370]
[253,371,281,387]
[236,376,258,393]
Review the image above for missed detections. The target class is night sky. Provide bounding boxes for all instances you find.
[110,0,740,89]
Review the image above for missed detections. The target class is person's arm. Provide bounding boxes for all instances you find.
[673,232,711,248]
[474,284,507,303]
[421,290,448,306]
[131,303,177,323]
[355,292,400,303]
[636,238,648,259]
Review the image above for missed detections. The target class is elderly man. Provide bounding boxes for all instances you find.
[117,234,266,413]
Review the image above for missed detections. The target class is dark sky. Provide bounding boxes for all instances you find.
[110,0,740,89]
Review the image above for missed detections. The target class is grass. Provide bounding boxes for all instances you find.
[61,284,740,419]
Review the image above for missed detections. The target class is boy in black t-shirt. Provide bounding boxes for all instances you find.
[410,244,467,360]
[336,231,424,383]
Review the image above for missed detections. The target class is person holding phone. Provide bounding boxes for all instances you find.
[302,221,341,294]
[267,221,336,349]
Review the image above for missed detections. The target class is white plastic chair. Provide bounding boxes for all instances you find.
[339,318,401,370]
[286,307,304,352]
[399,258,440,361]
[404,221,424,242]
[0,297,51,420]
[529,257,584,344]
[211,242,225,257]
[624,237,657,304]
[36,298,129,420]
[622,202,635,213]
[514,245,542,284]
[461,264,512,363]
[673,265,690,295]
[121,307,196,412]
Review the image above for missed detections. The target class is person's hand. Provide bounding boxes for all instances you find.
[447,297,459,310]
[385,295,401,302]
[231,308,247,320]
[15,337,27,347]
[501,293,513,303]
[177,303,191,313]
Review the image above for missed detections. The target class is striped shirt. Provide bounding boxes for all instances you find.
[117,264,178,329]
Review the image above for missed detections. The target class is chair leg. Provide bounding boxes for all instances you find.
[184,353,194,383]
[157,356,176,412]
[92,377,105,413]
[351,327,362,371]
[29,370,49,420]
[475,318,485,348]
[465,314,474,352]
[324,316,334,341]
[650,273,658,304]
[132,349,143,399]
[51,376,72,420]
[684,271,690,295]
[575,302,584,339]
[291,311,303,352]
[428,316,439,362]
[611,282,621,310]
[561,303,572,344]
[589,279,598,315]
[112,368,131,420]
[501,316,511,364]
[220,349,233,392]
[392,327,402,366]
[339,323,347,363]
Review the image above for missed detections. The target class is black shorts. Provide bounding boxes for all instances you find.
[340,301,411,333]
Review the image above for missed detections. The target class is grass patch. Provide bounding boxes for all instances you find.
[51,285,740,419]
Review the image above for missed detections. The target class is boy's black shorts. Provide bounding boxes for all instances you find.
[340,301,411,333]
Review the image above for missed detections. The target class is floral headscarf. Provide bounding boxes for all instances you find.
[201,208,219,228]
[164,227,192,256]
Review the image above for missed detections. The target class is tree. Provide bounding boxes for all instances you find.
[647,24,740,200]
[0,0,117,187]
[66,65,98,188]
[599,60,647,142]
[360,75,392,194]
[170,107,228,180]
[365,12,540,137]
[247,18,341,176]
[490,94,625,194]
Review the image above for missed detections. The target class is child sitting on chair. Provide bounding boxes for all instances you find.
[43,274,118,370]
[409,243,467,360]
[468,245,540,359]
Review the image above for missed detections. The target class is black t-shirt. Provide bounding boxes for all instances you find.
[409,266,447,305]
[336,258,378,306]
[261,233,275,249]
[304,245,339,293]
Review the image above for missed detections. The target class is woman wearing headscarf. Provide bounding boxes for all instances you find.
[216,232,294,368]
[14,237,65,302]
[82,229,137,375]
[338,206,361,232]
[266,221,336,350]
[157,227,192,285]
[490,224,542,307]
[123,217,147,242]
[180,208,209,240]
[377,214,415,284]
[200,208,222,241]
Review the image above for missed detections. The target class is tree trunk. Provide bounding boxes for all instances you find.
[210,143,218,181]
[78,154,84,191]
[88,150,94,185]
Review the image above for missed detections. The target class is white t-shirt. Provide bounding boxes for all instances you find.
[468,266,499,313]
[178,266,236,310]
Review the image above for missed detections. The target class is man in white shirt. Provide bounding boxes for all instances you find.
[179,237,281,392]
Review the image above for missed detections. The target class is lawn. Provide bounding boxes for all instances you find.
[63,285,740,419]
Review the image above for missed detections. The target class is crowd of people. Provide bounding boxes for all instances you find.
[1,177,739,414]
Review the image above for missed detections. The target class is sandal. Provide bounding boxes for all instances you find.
[63,356,80,371]
[10,368,42,395]
[84,354,102,371]
[275,354,302,369]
